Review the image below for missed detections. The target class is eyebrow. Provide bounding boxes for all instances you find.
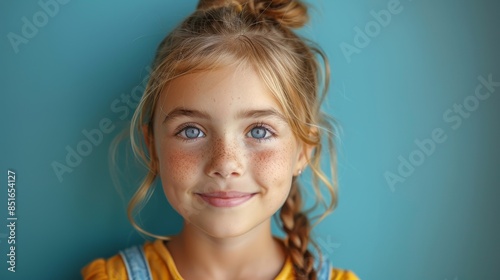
[236,108,287,123]
[162,107,210,124]
[162,107,287,124]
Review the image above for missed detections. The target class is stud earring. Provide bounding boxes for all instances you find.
[298,169,302,176]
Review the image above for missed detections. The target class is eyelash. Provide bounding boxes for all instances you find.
[175,123,204,143]
[174,122,276,143]
[249,122,276,143]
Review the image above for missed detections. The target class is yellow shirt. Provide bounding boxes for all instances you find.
[82,239,359,280]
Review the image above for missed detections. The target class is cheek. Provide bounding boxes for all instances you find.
[251,142,297,189]
[158,147,203,189]
[157,146,204,216]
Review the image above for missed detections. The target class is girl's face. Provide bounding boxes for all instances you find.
[150,63,310,238]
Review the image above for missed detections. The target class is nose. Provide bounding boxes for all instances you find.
[205,137,244,179]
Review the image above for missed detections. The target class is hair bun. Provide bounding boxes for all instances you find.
[197,0,309,29]
[247,0,308,28]
[197,0,227,10]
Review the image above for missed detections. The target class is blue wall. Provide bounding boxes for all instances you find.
[1,0,499,279]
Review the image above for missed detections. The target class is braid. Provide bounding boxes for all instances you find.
[280,180,317,280]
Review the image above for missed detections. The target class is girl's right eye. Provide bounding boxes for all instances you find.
[176,126,205,139]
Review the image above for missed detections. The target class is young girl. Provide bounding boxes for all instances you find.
[82,0,359,279]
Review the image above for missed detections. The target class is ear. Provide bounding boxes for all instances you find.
[294,141,315,177]
[142,123,156,160]
[293,128,318,176]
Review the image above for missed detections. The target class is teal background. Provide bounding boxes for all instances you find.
[1,0,499,279]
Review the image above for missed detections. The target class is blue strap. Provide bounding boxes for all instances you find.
[316,256,332,280]
[119,245,152,280]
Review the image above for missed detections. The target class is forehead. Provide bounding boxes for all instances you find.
[156,63,284,121]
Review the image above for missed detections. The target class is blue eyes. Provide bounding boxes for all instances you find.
[249,127,268,139]
[176,125,273,141]
[181,127,205,139]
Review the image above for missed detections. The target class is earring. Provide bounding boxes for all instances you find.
[298,169,302,176]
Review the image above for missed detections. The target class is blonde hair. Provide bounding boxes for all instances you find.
[124,1,339,279]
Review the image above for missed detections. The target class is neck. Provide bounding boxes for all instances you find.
[166,218,286,280]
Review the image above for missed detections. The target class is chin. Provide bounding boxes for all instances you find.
[189,214,268,240]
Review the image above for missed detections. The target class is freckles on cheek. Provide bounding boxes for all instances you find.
[252,146,294,188]
[160,149,201,185]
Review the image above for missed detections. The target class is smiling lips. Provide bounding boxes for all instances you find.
[196,191,257,207]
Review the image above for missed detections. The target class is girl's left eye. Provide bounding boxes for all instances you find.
[247,126,273,140]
